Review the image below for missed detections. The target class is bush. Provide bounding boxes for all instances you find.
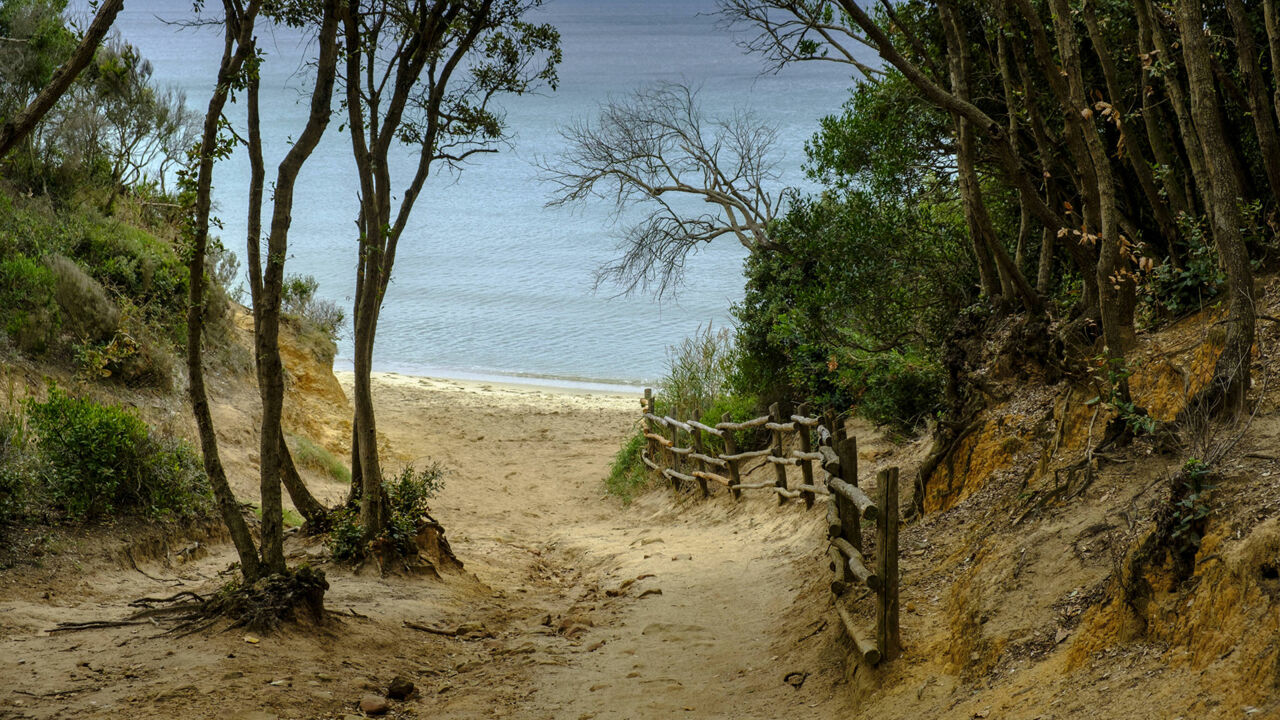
[0,405,38,530]
[282,274,345,342]
[657,324,739,420]
[24,386,209,521]
[842,350,944,430]
[1144,217,1223,319]
[328,462,446,563]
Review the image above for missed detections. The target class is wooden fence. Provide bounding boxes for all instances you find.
[639,388,901,666]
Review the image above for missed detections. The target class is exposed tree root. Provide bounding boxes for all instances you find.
[46,567,329,637]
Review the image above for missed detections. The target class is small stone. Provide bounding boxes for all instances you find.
[387,676,415,700]
[358,695,389,715]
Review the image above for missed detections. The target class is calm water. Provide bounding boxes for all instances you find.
[108,0,860,387]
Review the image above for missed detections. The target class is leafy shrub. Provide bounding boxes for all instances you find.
[0,405,38,530]
[604,429,649,502]
[327,508,366,563]
[1145,216,1223,318]
[1171,458,1215,555]
[282,274,345,342]
[328,462,446,563]
[383,462,446,555]
[839,349,944,431]
[24,386,209,520]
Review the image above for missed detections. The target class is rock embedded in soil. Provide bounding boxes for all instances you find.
[358,694,390,715]
[387,675,415,700]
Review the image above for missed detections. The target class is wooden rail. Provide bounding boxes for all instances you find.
[638,388,902,667]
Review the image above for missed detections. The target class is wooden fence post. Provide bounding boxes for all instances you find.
[796,402,815,509]
[667,418,681,492]
[690,425,709,498]
[643,388,656,479]
[876,466,900,663]
[722,412,742,501]
[769,402,788,505]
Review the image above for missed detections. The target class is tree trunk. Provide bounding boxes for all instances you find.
[0,0,123,159]
[940,0,1040,312]
[278,429,330,527]
[186,0,263,583]
[1226,0,1280,206]
[1049,0,1135,370]
[1177,0,1257,414]
[253,1,340,574]
[1264,0,1280,133]
[1138,0,1214,223]
[1081,0,1180,260]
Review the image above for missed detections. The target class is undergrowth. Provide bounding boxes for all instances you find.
[328,462,446,563]
[605,429,648,502]
[290,435,350,484]
[0,384,210,538]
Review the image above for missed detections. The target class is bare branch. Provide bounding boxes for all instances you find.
[542,82,785,296]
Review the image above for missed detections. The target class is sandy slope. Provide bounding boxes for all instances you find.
[0,373,851,719]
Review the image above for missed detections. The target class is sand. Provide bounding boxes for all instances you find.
[0,369,850,719]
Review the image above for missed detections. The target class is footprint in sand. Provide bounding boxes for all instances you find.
[640,623,716,644]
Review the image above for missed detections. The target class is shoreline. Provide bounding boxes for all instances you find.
[333,370,642,413]
[331,362,650,395]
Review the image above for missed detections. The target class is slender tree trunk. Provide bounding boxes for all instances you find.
[1226,0,1280,205]
[278,428,329,526]
[940,0,1039,311]
[1139,0,1214,223]
[0,0,123,159]
[1264,0,1280,130]
[1081,0,1180,258]
[186,0,263,583]
[1177,0,1257,414]
[253,2,340,573]
[1049,0,1135,371]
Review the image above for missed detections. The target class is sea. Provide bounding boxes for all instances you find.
[104,0,863,390]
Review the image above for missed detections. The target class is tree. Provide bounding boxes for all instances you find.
[0,0,123,160]
[340,0,560,538]
[718,0,1268,420]
[183,0,265,581]
[544,82,784,295]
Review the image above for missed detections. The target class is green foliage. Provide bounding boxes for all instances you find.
[730,73,968,431]
[604,429,649,502]
[0,189,194,384]
[1171,458,1215,555]
[1087,358,1158,436]
[382,462,446,555]
[24,385,209,521]
[0,253,57,352]
[0,403,39,530]
[290,435,350,484]
[327,508,366,563]
[1144,215,1224,319]
[657,324,739,421]
[328,462,446,563]
[835,348,944,430]
[282,274,345,342]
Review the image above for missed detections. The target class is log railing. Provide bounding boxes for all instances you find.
[639,388,902,666]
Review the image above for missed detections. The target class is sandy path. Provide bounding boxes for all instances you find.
[361,372,848,719]
[0,373,849,719]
